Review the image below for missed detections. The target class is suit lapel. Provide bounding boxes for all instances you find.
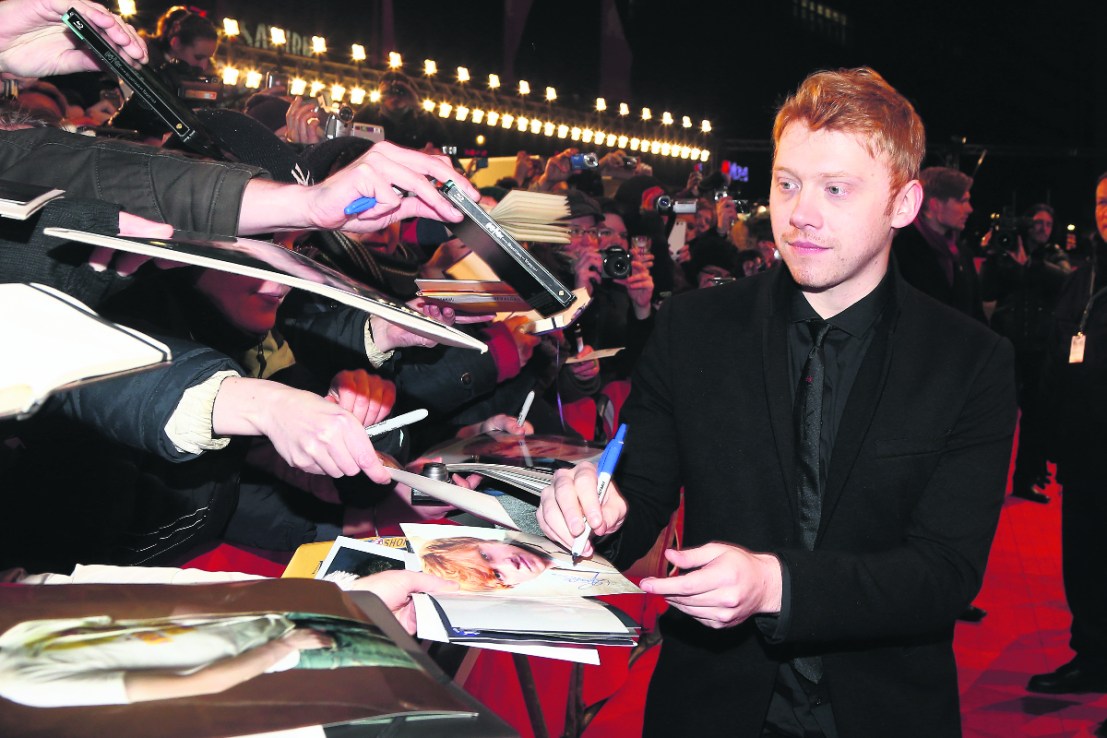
[762,273,798,518]
[818,288,900,540]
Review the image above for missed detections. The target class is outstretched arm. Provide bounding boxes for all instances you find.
[0,0,146,77]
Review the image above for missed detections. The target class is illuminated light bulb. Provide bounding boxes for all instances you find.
[682,116,692,128]
[691,147,701,159]
[619,102,629,116]
[617,135,628,148]
[457,66,470,83]
[456,105,469,122]
[545,87,557,102]
[348,87,366,105]
[311,36,327,55]
[661,111,673,126]
[516,116,528,132]
[309,80,325,97]
[630,137,641,151]
[606,133,617,147]
[351,44,366,62]
[594,132,605,146]
[701,120,712,133]
[222,18,240,37]
[488,74,500,89]
[700,150,711,162]
[438,102,452,118]
[422,98,435,112]
[531,118,542,134]
[557,124,569,138]
[544,122,555,136]
[640,139,651,152]
[471,109,485,124]
[476,134,486,145]
[661,143,671,156]
[641,107,652,121]
[596,97,607,112]
[518,80,531,96]
[269,27,287,46]
[501,113,514,129]
[570,127,582,141]
[221,66,240,86]
[582,129,594,144]
[388,52,402,69]
[368,89,381,103]
[330,83,345,102]
[117,0,136,17]
[651,140,661,154]
[244,70,263,89]
[680,147,691,159]
[486,110,499,126]
[424,59,437,76]
[289,77,307,96]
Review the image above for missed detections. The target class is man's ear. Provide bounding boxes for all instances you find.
[891,180,923,228]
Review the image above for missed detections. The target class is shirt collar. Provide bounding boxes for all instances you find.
[788,268,893,338]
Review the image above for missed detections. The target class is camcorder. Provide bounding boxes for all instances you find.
[158,58,223,108]
[600,245,632,279]
[712,185,752,215]
[985,208,1029,254]
[654,195,697,215]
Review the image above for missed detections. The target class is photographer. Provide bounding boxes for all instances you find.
[352,71,446,152]
[979,203,1072,503]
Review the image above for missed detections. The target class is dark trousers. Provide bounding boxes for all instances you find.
[1060,479,1107,666]
[1011,351,1049,487]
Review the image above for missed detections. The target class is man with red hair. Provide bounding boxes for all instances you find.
[539,67,1016,737]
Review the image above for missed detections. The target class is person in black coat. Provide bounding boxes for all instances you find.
[538,68,1015,737]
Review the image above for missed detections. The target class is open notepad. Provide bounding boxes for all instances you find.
[0,283,171,419]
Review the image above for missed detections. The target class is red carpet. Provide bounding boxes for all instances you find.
[463,476,1107,737]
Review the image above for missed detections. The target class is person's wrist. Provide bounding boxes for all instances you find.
[754,552,783,614]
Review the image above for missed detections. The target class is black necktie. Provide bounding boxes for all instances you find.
[796,320,832,550]
[793,319,831,684]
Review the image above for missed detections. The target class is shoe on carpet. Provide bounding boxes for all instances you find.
[1027,659,1107,694]
[957,605,987,622]
[1011,486,1050,504]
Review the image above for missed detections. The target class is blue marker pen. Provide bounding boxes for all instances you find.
[344,196,378,216]
[571,423,628,562]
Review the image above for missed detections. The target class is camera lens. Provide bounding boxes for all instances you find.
[601,246,632,279]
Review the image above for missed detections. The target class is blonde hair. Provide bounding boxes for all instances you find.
[420,537,509,591]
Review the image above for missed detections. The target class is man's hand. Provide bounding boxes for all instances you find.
[639,543,783,629]
[456,413,534,438]
[237,141,479,235]
[212,377,391,484]
[347,570,459,634]
[0,0,146,77]
[573,249,604,292]
[537,462,627,557]
[568,345,601,382]
[326,370,395,427]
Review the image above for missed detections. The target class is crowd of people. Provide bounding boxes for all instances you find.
[2,0,1107,735]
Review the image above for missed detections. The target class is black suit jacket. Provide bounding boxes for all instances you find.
[893,221,986,323]
[610,265,1015,737]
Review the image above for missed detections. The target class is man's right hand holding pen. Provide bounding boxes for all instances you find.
[537,460,628,560]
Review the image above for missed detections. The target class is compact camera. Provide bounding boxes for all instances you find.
[654,195,698,215]
[600,246,632,279]
[569,152,599,172]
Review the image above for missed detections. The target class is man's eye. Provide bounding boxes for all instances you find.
[777,180,797,192]
[827,185,846,196]
[493,569,504,581]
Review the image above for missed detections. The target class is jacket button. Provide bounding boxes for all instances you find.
[460,372,473,386]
